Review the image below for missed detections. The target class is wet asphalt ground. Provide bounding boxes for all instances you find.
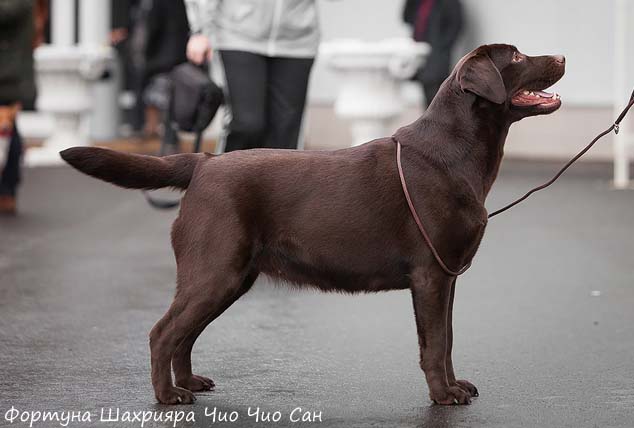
[1,160,634,428]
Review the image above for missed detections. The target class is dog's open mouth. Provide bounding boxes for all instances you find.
[511,89,561,109]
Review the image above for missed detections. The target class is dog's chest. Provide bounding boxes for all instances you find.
[258,247,410,293]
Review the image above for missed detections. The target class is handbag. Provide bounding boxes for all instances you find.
[169,62,224,134]
[143,62,224,210]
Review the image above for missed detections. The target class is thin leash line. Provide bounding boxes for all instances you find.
[395,88,634,277]
[488,89,634,218]
[396,141,472,276]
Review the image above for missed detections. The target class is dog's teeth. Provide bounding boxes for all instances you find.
[523,90,530,95]
[529,92,535,96]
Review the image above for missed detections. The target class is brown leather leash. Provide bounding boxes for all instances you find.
[395,89,634,277]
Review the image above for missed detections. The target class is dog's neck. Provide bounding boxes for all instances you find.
[394,84,510,201]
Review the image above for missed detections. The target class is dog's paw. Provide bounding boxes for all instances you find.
[156,386,196,405]
[176,375,215,392]
[430,386,472,405]
[455,379,478,397]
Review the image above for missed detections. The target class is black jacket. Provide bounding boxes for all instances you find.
[144,0,189,81]
[0,0,35,105]
[403,0,463,83]
[112,0,139,30]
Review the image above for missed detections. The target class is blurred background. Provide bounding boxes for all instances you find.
[7,0,634,163]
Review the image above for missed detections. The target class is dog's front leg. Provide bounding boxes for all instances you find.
[445,279,478,397]
[410,269,471,405]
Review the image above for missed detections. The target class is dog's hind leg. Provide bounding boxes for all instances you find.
[172,270,258,392]
[149,261,250,405]
[410,268,472,405]
[444,279,478,398]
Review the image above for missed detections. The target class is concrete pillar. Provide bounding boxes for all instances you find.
[27,0,112,165]
[613,0,633,189]
[51,0,76,47]
[321,39,430,146]
[79,0,111,47]
[79,0,119,141]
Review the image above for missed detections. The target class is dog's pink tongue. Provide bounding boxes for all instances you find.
[535,91,554,98]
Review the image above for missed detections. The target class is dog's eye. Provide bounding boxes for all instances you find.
[512,52,524,63]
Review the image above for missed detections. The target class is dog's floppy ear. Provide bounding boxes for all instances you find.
[458,53,506,104]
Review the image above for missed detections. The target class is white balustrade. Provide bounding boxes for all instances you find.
[320,38,430,146]
[26,0,114,166]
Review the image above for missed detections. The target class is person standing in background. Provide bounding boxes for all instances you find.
[111,0,136,47]
[403,0,463,108]
[142,0,190,140]
[0,0,47,215]
[144,0,189,86]
[184,0,318,152]
[111,0,144,135]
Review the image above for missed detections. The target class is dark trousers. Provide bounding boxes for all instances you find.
[219,50,314,152]
[0,125,22,197]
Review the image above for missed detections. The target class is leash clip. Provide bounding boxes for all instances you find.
[614,123,620,135]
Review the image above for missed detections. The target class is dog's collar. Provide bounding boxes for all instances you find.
[392,136,472,277]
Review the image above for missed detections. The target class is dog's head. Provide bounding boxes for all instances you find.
[0,104,19,138]
[453,44,565,121]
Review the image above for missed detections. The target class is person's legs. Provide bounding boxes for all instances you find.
[0,124,23,214]
[0,124,23,196]
[263,57,314,150]
[219,51,268,152]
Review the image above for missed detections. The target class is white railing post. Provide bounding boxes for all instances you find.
[613,0,631,189]
[320,39,430,147]
[79,0,118,141]
[26,0,111,166]
[51,0,76,47]
[79,0,111,47]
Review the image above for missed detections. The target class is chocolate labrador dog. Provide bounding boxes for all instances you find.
[61,44,565,405]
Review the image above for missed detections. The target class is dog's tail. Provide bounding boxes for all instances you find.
[60,147,209,190]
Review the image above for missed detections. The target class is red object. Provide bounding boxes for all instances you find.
[414,0,436,41]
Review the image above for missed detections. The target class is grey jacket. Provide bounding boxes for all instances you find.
[184,0,320,58]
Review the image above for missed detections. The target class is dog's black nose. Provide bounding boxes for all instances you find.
[553,55,566,64]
